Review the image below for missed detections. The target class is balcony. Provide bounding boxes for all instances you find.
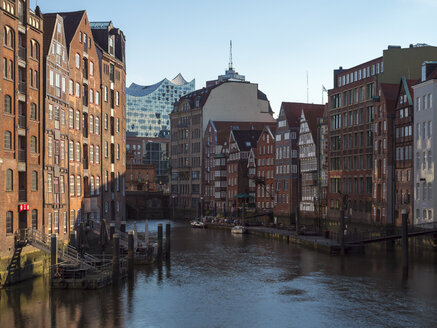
[19,189,27,202]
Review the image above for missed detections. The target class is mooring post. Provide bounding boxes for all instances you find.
[157,223,163,262]
[165,222,171,260]
[120,221,126,233]
[402,211,408,274]
[340,209,345,256]
[145,219,149,244]
[128,231,134,262]
[112,233,120,281]
[295,205,300,235]
[51,234,58,268]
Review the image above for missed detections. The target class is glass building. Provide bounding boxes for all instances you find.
[126,74,195,137]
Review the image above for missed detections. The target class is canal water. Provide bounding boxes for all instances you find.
[2,219,437,328]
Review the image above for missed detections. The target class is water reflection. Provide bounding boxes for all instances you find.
[2,222,437,327]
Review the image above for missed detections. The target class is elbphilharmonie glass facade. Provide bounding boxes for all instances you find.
[126,74,195,137]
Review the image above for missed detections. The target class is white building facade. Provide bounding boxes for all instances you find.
[413,64,437,226]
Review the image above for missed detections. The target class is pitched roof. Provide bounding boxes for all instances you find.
[209,120,277,146]
[42,13,58,56]
[56,11,85,49]
[380,83,399,114]
[280,102,325,128]
[231,130,262,151]
[300,108,324,143]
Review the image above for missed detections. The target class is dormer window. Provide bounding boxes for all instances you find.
[109,37,114,55]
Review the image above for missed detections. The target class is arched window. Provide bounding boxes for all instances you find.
[32,41,39,60]
[30,103,37,119]
[31,171,38,191]
[3,28,7,45]
[32,209,38,229]
[4,95,11,113]
[6,211,13,233]
[89,115,94,134]
[95,117,99,134]
[30,136,37,153]
[96,176,100,195]
[90,176,94,195]
[8,29,13,48]
[4,131,12,149]
[6,169,13,191]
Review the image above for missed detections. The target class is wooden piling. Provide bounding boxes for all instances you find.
[165,222,171,259]
[51,234,58,267]
[157,223,163,262]
[112,233,120,281]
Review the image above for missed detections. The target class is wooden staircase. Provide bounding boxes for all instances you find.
[4,243,24,286]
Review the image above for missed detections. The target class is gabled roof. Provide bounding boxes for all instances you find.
[209,120,277,146]
[42,13,58,56]
[300,108,324,143]
[231,130,262,152]
[380,83,399,114]
[280,102,325,128]
[55,11,86,50]
[396,77,417,108]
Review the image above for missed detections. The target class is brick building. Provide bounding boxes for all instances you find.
[254,126,276,211]
[91,21,126,225]
[226,130,262,216]
[0,3,43,252]
[328,45,437,224]
[42,13,70,238]
[274,102,325,222]
[298,108,324,220]
[203,120,276,214]
[170,73,274,214]
[394,77,416,226]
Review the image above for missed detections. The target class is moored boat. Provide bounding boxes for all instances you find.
[231,225,247,234]
[191,220,206,228]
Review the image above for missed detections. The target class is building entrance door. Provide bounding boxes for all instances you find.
[19,211,27,230]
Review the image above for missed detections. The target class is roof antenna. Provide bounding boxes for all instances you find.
[229,40,233,70]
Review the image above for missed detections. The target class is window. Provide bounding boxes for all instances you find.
[95,117,100,134]
[105,171,108,191]
[90,88,94,103]
[75,53,80,68]
[90,61,94,75]
[60,175,65,194]
[105,114,108,130]
[32,171,38,191]
[47,136,52,156]
[70,175,75,196]
[96,177,100,195]
[69,141,74,160]
[48,213,52,234]
[95,91,99,105]
[69,109,73,128]
[76,175,81,196]
[31,103,37,120]
[89,115,94,134]
[90,145,94,163]
[6,211,13,234]
[116,118,120,133]
[30,136,37,153]
[96,146,100,163]
[76,82,80,97]
[75,110,80,130]
[47,173,53,193]
[116,91,119,106]
[90,176,95,195]
[70,210,75,229]
[116,144,120,160]
[61,140,65,160]
[32,210,38,229]
[6,169,13,191]
[104,86,108,102]
[69,80,74,94]
[62,77,66,93]
[4,131,12,149]
[105,141,108,158]
[4,95,11,113]
[63,212,67,234]
[76,142,80,162]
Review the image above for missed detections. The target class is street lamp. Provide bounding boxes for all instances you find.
[172,195,176,219]
[200,196,204,219]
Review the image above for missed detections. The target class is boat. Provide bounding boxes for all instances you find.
[190,220,206,229]
[231,225,247,234]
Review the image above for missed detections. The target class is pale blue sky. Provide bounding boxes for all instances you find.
[36,0,437,115]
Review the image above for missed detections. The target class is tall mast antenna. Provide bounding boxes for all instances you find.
[229,40,233,70]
